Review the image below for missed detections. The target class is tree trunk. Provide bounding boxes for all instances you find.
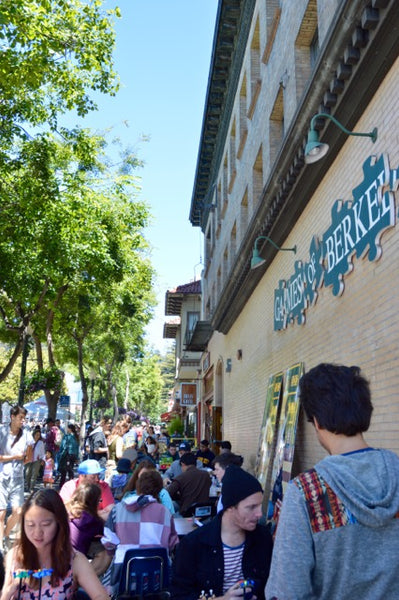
[124,367,129,410]
[111,384,118,422]
[77,337,89,440]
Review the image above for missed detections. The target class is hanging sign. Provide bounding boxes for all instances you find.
[180,383,197,406]
[274,154,398,330]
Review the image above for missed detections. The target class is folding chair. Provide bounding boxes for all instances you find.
[116,547,171,600]
[182,501,217,521]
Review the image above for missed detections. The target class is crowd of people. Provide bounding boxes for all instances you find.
[0,362,398,599]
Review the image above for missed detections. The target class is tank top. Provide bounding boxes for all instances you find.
[16,564,75,600]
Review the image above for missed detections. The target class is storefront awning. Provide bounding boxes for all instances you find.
[160,411,180,422]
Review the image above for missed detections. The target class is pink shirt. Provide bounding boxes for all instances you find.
[59,478,114,511]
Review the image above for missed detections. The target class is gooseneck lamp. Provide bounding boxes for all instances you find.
[304,113,378,164]
[251,236,297,270]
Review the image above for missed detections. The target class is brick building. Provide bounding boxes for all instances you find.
[184,0,399,495]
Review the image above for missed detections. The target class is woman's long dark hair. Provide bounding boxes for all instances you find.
[136,470,163,502]
[16,489,71,588]
[67,423,79,442]
[10,405,27,447]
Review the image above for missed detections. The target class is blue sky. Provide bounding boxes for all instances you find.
[70,0,218,352]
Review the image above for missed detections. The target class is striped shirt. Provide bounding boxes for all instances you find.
[222,541,244,592]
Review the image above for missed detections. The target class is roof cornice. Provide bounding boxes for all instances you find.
[189,0,256,229]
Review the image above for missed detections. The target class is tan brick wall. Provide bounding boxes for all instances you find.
[208,57,399,473]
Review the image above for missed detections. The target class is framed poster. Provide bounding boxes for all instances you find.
[254,371,283,500]
[269,362,304,510]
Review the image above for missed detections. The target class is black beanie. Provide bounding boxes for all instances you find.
[221,465,263,509]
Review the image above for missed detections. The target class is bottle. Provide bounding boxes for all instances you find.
[141,572,149,594]
[153,569,161,591]
[129,571,137,593]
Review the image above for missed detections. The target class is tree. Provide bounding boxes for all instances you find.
[0,129,154,419]
[0,0,120,142]
[157,346,176,401]
[0,1,162,422]
[127,352,164,422]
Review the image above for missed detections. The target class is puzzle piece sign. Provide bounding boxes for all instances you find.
[274,154,398,330]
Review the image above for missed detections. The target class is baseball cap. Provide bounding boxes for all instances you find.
[179,441,191,451]
[77,459,104,475]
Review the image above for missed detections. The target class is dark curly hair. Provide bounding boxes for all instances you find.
[299,363,373,436]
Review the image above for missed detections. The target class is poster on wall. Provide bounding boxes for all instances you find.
[268,362,304,515]
[254,371,283,497]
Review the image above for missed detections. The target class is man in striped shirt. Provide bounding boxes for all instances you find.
[170,465,273,600]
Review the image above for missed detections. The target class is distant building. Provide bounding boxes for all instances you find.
[163,280,207,442]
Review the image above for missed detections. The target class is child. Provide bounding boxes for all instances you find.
[43,450,54,488]
[67,482,104,555]
[108,458,132,502]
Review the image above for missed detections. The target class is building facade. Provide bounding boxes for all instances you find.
[186,0,399,486]
[163,281,203,439]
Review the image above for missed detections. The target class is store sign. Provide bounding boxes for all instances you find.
[59,395,70,407]
[180,383,197,406]
[274,154,399,330]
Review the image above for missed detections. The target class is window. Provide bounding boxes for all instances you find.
[217,266,222,299]
[269,85,284,164]
[237,74,248,159]
[294,0,319,101]
[205,223,212,271]
[263,0,281,64]
[223,246,228,283]
[253,145,263,210]
[228,119,237,192]
[248,17,261,118]
[240,188,249,240]
[187,312,200,333]
[216,181,222,239]
[230,223,237,269]
[185,312,200,347]
[221,155,228,217]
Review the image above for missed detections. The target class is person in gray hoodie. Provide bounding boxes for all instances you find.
[266,363,399,600]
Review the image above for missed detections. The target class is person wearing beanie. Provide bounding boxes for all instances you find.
[170,465,273,600]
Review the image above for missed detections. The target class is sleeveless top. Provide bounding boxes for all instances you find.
[15,562,75,600]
